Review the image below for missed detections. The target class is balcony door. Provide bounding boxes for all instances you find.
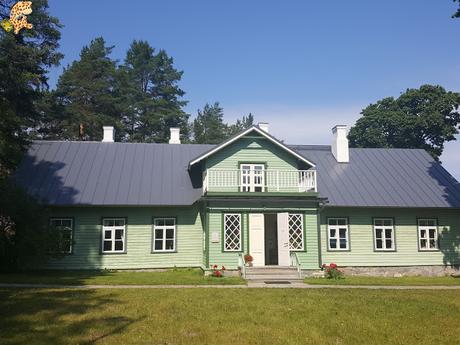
[240,164,265,192]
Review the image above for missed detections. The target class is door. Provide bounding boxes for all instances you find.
[249,213,265,266]
[241,164,265,192]
[277,213,290,266]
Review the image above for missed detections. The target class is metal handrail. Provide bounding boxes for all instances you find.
[290,252,302,279]
[238,253,247,279]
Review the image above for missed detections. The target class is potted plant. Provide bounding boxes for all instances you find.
[244,254,253,267]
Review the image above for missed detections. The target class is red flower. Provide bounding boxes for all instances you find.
[330,263,337,269]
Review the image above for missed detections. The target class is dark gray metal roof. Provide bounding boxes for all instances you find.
[14,141,213,206]
[292,145,460,208]
[14,141,460,207]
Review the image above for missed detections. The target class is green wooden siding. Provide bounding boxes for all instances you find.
[46,206,203,269]
[294,209,319,269]
[320,207,460,267]
[205,136,307,193]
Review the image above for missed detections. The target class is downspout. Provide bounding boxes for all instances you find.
[316,198,328,269]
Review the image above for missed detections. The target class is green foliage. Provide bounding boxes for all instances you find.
[227,113,254,137]
[453,0,460,18]
[0,0,62,176]
[348,85,460,160]
[0,180,62,271]
[118,40,189,143]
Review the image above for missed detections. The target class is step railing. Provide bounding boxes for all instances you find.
[290,252,302,279]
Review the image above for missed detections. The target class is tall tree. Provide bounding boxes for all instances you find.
[0,0,62,176]
[348,85,460,160]
[119,41,189,142]
[193,102,227,144]
[51,37,120,140]
[453,0,460,18]
[227,113,254,136]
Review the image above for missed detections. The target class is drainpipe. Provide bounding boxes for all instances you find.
[316,198,329,269]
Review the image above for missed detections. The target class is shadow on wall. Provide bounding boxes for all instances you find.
[440,225,460,269]
[0,288,142,344]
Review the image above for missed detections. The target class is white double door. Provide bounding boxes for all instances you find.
[249,213,290,267]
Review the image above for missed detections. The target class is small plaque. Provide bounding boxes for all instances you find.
[211,231,220,243]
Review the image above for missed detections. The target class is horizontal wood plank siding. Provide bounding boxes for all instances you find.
[320,207,460,266]
[294,209,320,269]
[46,206,203,269]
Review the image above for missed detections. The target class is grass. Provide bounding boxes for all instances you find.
[0,268,245,286]
[1,288,459,344]
[304,275,460,286]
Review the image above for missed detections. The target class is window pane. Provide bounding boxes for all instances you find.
[383,219,392,227]
[115,229,124,239]
[420,229,426,239]
[375,229,383,239]
[103,240,112,251]
[114,219,124,227]
[385,239,392,249]
[376,239,383,249]
[155,219,165,226]
[114,241,123,251]
[62,219,72,227]
[104,219,114,227]
[339,228,347,239]
[63,240,71,253]
[374,219,383,226]
[329,239,337,249]
[328,219,337,226]
[429,240,436,249]
[419,220,427,227]
[420,239,427,249]
[429,229,436,239]
[155,229,163,239]
[339,239,347,249]
[329,229,336,238]
[154,240,163,250]
[165,218,175,226]
[104,230,112,239]
[165,240,174,250]
[385,229,392,239]
[166,228,174,239]
[338,219,346,226]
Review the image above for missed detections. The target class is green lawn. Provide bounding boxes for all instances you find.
[304,275,460,286]
[0,268,245,286]
[1,288,459,344]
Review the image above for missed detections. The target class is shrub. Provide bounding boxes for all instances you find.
[210,264,226,277]
[244,254,253,262]
[321,263,343,280]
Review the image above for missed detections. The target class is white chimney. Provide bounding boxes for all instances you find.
[331,125,349,163]
[169,127,181,144]
[258,122,269,133]
[102,126,114,142]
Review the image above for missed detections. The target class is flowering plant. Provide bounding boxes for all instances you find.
[211,264,226,278]
[244,254,253,262]
[321,262,343,280]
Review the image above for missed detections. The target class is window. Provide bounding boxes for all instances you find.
[224,214,242,251]
[288,214,304,250]
[240,164,265,192]
[153,218,176,252]
[418,219,438,251]
[373,218,395,251]
[50,218,73,254]
[102,218,126,253]
[328,218,349,250]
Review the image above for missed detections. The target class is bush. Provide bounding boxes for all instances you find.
[322,263,343,280]
[210,264,225,277]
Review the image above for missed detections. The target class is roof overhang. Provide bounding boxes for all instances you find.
[188,125,316,168]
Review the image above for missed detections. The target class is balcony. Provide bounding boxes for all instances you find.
[203,169,317,194]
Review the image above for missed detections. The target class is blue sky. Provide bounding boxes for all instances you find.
[47,0,460,178]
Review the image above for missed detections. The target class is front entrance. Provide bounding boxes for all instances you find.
[249,213,291,267]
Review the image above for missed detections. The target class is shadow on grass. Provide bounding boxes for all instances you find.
[0,288,142,345]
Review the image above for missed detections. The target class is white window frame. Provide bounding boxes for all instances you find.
[418,219,439,251]
[50,218,73,254]
[373,218,395,251]
[102,218,126,253]
[240,164,265,192]
[152,218,176,252]
[223,213,242,252]
[327,218,349,251]
[288,213,304,251]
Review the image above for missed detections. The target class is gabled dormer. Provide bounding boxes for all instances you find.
[189,123,317,195]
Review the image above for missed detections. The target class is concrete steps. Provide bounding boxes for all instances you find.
[245,266,303,283]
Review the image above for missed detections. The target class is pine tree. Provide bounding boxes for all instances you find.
[193,103,227,144]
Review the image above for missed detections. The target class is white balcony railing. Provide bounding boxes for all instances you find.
[203,169,317,194]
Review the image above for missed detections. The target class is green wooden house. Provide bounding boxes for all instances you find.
[15,123,460,276]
